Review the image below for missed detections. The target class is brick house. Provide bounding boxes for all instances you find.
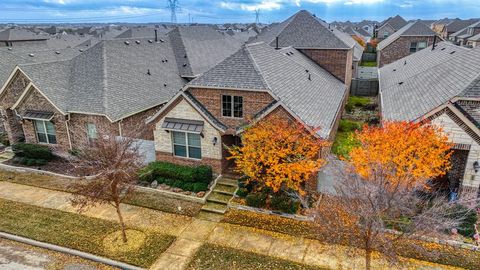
[456,21,480,46]
[0,38,187,155]
[148,42,347,175]
[377,21,438,67]
[375,15,407,40]
[249,10,360,88]
[379,42,480,201]
[439,19,479,40]
[0,27,48,47]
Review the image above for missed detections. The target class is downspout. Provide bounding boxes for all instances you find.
[118,119,123,137]
[65,113,73,150]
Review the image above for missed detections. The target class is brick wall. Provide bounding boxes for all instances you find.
[156,151,222,174]
[299,48,353,89]
[376,24,396,40]
[188,88,274,129]
[378,36,436,67]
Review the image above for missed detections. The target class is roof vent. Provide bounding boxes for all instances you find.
[164,83,167,87]
[305,69,309,73]
[159,39,164,43]
[147,69,151,75]
[165,59,168,62]
[79,49,84,52]
[124,41,130,45]
[183,63,187,67]
[55,51,60,54]
[7,48,12,51]
[148,40,153,43]
[398,82,404,85]
[404,60,407,65]
[184,54,187,58]
[393,69,396,72]
[450,51,456,54]
[441,47,445,51]
[28,53,34,57]
[135,40,140,44]
[308,73,311,81]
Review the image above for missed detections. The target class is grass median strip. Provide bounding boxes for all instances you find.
[187,243,325,270]
[0,198,175,268]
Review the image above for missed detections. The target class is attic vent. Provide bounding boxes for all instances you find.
[393,69,396,72]
[159,39,165,43]
[28,53,34,57]
[79,49,84,52]
[148,40,153,43]
[164,83,167,87]
[135,40,140,44]
[147,69,151,75]
[7,48,12,51]
[124,41,130,45]
[404,60,407,65]
[305,69,309,73]
[308,73,312,81]
[441,47,446,51]
[184,54,187,58]
[183,63,187,67]
[450,51,456,54]
[398,82,404,85]
[55,51,60,55]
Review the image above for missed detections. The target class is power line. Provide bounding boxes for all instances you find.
[255,9,260,24]
[167,0,180,23]
[0,12,166,23]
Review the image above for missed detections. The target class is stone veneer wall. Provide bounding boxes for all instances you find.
[431,112,480,200]
[299,48,353,89]
[378,36,436,67]
[153,97,223,174]
[188,88,274,130]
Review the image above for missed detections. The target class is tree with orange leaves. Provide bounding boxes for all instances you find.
[228,116,328,194]
[352,35,366,47]
[349,121,452,190]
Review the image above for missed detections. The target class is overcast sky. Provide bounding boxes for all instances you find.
[1,0,479,24]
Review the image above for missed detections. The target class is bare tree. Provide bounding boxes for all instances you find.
[69,120,146,242]
[310,159,473,270]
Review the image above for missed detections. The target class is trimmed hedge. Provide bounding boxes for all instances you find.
[12,143,54,161]
[245,192,267,208]
[270,194,300,214]
[138,161,212,192]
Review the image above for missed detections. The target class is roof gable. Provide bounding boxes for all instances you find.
[378,21,436,50]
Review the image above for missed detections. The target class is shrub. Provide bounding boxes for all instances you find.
[164,179,175,186]
[346,96,371,113]
[270,194,300,214]
[245,193,267,208]
[236,188,249,198]
[447,204,478,237]
[138,162,212,184]
[182,182,194,191]
[338,120,362,132]
[172,180,184,188]
[13,143,53,161]
[20,158,48,166]
[0,133,9,146]
[194,166,213,184]
[192,182,208,192]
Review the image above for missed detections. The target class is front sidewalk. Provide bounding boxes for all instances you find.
[0,181,462,270]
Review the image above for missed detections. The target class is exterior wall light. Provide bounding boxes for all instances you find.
[474,161,480,173]
[212,137,217,146]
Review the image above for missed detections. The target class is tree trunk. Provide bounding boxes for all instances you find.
[365,248,372,270]
[115,201,128,243]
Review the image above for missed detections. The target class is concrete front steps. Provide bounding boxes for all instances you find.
[197,177,237,221]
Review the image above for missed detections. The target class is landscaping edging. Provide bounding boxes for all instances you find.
[0,162,79,179]
[0,231,144,270]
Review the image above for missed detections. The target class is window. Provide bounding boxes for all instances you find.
[86,123,97,141]
[172,131,201,159]
[222,95,243,118]
[410,41,428,53]
[34,120,56,144]
[383,31,389,38]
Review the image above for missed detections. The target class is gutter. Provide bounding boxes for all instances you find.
[0,231,144,270]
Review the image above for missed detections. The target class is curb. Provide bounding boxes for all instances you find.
[0,231,145,270]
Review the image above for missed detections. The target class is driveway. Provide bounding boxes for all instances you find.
[0,238,115,270]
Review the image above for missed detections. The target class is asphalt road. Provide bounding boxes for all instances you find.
[0,238,116,270]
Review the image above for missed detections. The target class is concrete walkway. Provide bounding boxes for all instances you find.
[0,181,463,270]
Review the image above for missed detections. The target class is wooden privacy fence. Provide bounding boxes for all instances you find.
[361,52,377,62]
[350,79,379,96]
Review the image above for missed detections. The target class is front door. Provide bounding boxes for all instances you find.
[221,135,241,175]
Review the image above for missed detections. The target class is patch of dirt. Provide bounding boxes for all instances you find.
[103,230,146,254]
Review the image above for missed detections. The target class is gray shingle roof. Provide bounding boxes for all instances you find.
[468,33,480,41]
[0,28,48,41]
[168,26,243,78]
[379,42,480,121]
[251,10,351,49]
[17,38,186,121]
[377,21,436,51]
[382,15,408,30]
[446,19,480,33]
[189,42,347,138]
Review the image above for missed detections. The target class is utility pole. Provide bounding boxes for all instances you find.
[167,0,180,24]
[255,9,260,24]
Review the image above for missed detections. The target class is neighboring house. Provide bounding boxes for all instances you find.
[250,10,359,87]
[0,28,48,47]
[467,33,480,48]
[379,42,480,201]
[356,20,378,36]
[0,38,187,152]
[376,15,408,40]
[377,21,438,67]
[114,25,172,39]
[432,18,455,37]
[148,42,347,175]
[457,21,480,46]
[440,19,479,40]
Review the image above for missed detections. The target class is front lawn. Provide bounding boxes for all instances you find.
[187,243,325,270]
[0,198,175,268]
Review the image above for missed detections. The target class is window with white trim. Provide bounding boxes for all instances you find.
[86,123,97,141]
[34,120,56,144]
[222,95,243,118]
[172,131,201,159]
[409,41,427,53]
